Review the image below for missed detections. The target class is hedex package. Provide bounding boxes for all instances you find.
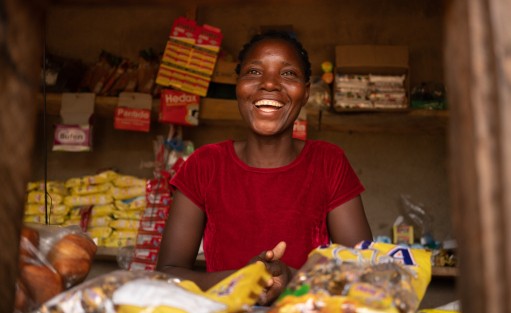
[114,92,152,132]
[159,88,199,126]
[53,93,95,152]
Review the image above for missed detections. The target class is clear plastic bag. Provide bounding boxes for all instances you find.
[399,195,435,247]
[15,224,97,312]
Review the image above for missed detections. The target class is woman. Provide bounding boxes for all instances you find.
[156,30,373,304]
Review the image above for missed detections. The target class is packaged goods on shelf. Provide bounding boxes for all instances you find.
[23,171,149,249]
[333,45,409,112]
[156,17,223,97]
[114,92,152,133]
[53,93,95,152]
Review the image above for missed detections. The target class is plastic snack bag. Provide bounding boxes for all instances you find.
[271,241,431,313]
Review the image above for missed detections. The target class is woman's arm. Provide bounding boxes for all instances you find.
[327,195,373,247]
[156,190,235,290]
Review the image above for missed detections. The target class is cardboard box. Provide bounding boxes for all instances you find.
[211,59,237,85]
[334,45,410,111]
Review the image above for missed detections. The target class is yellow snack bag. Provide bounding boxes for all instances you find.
[64,194,113,206]
[27,181,67,195]
[92,204,116,217]
[115,196,146,211]
[109,219,140,230]
[89,216,113,227]
[272,242,431,313]
[65,177,82,188]
[26,191,63,205]
[110,186,146,200]
[24,204,69,216]
[83,170,118,185]
[112,210,142,220]
[23,214,67,225]
[206,261,272,312]
[113,175,147,188]
[71,183,112,195]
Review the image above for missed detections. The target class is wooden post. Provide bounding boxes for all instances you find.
[0,0,45,311]
[445,0,511,312]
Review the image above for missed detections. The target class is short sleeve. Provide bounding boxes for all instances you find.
[325,147,365,211]
[169,147,212,210]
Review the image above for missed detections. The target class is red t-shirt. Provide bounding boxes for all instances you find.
[170,140,364,271]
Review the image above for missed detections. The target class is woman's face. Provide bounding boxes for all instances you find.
[236,38,310,137]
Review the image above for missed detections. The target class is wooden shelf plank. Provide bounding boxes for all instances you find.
[38,93,448,134]
[432,266,458,278]
[316,109,448,134]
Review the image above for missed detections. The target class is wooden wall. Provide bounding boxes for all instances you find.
[38,0,451,241]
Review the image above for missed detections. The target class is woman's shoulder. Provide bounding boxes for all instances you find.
[192,140,233,155]
[185,140,233,167]
[306,139,346,155]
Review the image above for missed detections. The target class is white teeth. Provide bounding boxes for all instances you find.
[255,100,283,108]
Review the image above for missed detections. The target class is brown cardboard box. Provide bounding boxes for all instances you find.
[211,59,237,85]
[334,45,410,111]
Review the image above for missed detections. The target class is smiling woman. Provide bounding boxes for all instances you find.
[156,30,373,305]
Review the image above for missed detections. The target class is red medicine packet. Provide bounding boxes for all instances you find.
[114,92,152,132]
[292,108,307,140]
[159,89,199,126]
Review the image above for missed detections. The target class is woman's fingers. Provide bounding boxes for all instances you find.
[271,241,286,260]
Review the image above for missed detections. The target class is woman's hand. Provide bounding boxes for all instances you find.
[250,241,294,305]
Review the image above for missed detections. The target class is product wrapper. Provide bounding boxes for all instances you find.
[270,241,431,313]
[15,224,97,313]
[36,262,271,313]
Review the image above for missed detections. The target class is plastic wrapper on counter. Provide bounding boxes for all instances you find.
[270,241,431,313]
[36,261,271,313]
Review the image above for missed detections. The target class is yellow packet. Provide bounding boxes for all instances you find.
[110,186,146,200]
[115,196,146,211]
[206,261,271,312]
[113,175,147,188]
[26,191,63,205]
[24,204,69,216]
[83,170,118,185]
[112,210,142,220]
[65,177,82,188]
[92,204,116,217]
[312,242,432,301]
[23,214,67,225]
[71,183,112,195]
[64,194,113,206]
[89,216,113,227]
[109,219,140,230]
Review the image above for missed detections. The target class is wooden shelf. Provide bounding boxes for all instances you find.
[38,93,448,134]
[432,266,458,278]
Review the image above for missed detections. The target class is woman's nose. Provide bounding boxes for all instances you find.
[260,72,281,91]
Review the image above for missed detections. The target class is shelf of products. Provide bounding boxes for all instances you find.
[38,93,448,134]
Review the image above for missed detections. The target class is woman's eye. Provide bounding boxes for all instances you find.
[247,69,260,75]
[282,70,298,77]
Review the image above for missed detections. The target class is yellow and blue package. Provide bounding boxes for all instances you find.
[271,241,431,313]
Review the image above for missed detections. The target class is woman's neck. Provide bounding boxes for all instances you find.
[234,135,305,168]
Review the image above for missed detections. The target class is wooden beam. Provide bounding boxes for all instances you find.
[445,0,511,312]
[0,0,45,311]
